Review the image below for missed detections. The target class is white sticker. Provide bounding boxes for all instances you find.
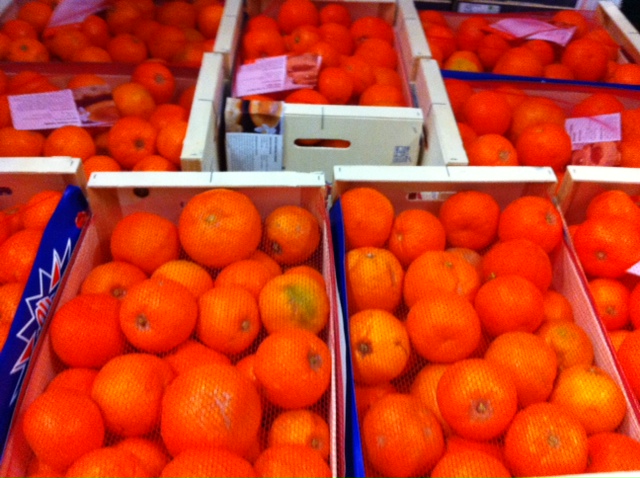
[234,54,320,97]
[47,0,109,28]
[226,133,283,171]
[627,260,640,277]
[9,90,81,130]
[490,18,576,46]
[565,113,622,150]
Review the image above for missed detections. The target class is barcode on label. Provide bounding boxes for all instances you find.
[393,146,411,164]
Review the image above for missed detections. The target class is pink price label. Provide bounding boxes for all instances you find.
[490,18,576,46]
[565,113,622,150]
[47,0,109,28]
[627,260,640,277]
[234,54,321,97]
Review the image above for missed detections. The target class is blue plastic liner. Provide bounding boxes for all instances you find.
[0,185,89,459]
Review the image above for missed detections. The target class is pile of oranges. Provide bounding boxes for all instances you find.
[0,190,62,352]
[566,189,640,414]
[237,0,408,107]
[339,185,640,477]
[16,189,335,477]
[0,0,223,66]
[0,61,196,173]
[445,76,640,171]
[421,8,640,85]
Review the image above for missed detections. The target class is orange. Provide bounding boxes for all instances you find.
[388,208,446,267]
[284,24,320,54]
[349,308,410,385]
[406,290,482,363]
[268,409,330,460]
[7,71,57,95]
[544,62,575,80]
[65,446,149,477]
[285,88,329,104]
[523,39,556,66]
[49,294,125,368]
[110,211,180,274]
[254,328,331,409]
[419,10,447,28]
[438,190,501,250]
[197,286,261,355]
[616,329,640,398]
[444,78,473,119]
[403,250,481,307]
[246,14,279,32]
[477,33,510,71]
[485,331,558,407]
[254,444,331,477]
[424,23,456,61]
[550,364,627,435]
[509,96,566,141]
[465,133,519,167]
[20,190,62,230]
[17,1,52,34]
[498,195,563,253]
[106,33,148,63]
[552,9,590,38]
[350,15,394,45]
[474,274,545,336]
[178,188,263,269]
[80,260,147,299]
[542,289,575,324]
[160,447,256,477]
[585,28,621,61]
[339,54,375,98]
[284,264,324,288]
[264,205,321,265]
[455,16,489,52]
[372,66,402,88]
[197,4,224,39]
[107,116,158,169]
[608,329,629,352]
[0,228,42,284]
[355,381,397,421]
[242,28,286,59]
[156,1,196,29]
[319,3,351,26]
[114,437,170,477]
[571,92,625,118]
[179,85,197,112]
[362,393,445,477]
[608,63,640,85]
[355,37,397,69]
[147,24,188,61]
[46,27,90,61]
[132,154,178,172]
[359,83,405,107]
[619,139,640,168]
[561,38,609,82]
[437,358,518,441]
[462,90,512,136]
[161,362,262,456]
[215,259,276,300]
[258,272,329,335]
[586,432,640,473]
[45,368,97,396]
[444,435,503,461]
[0,282,23,350]
[572,216,640,278]
[431,450,510,478]
[112,82,156,119]
[307,40,341,68]
[119,277,198,353]
[586,189,640,222]
[346,246,403,314]
[7,37,50,62]
[149,103,188,131]
[588,278,630,330]
[340,186,394,249]
[494,85,529,110]
[22,389,105,470]
[443,50,483,72]
[163,338,231,376]
[493,46,545,77]
[410,364,451,436]
[481,238,553,291]
[156,120,187,168]
[317,66,354,105]
[151,259,213,298]
[91,353,174,437]
[24,457,64,477]
[105,0,146,35]
[43,125,96,161]
[1,19,36,40]
[0,127,45,157]
[515,122,573,171]
[81,14,111,49]
[70,45,112,62]
[132,61,176,105]
[504,402,589,476]
[277,0,320,34]
[536,321,595,371]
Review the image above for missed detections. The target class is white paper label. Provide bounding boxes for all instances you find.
[226,133,283,171]
[565,113,622,150]
[9,90,81,130]
[627,260,640,277]
[490,18,576,46]
[234,54,321,97]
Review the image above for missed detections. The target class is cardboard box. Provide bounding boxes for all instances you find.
[330,164,640,477]
[0,157,88,459]
[0,170,345,477]
[223,0,427,181]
